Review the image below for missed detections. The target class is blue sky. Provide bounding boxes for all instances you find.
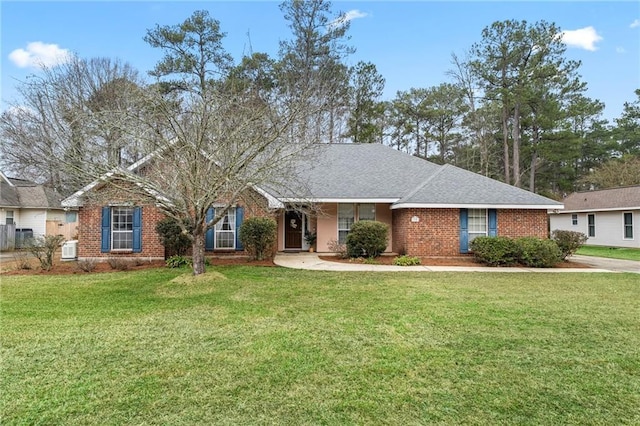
[2,1,639,122]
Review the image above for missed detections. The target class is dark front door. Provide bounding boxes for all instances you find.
[285,211,303,249]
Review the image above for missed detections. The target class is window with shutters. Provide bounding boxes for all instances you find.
[112,207,133,250]
[215,208,236,249]
[468,208,488,245]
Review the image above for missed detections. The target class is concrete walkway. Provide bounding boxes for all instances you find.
[274,252,617,273]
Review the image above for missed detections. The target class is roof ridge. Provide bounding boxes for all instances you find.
[570,184,640,195]
[396,164,448,204]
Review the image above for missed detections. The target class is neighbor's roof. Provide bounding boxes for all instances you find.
[0,174,64,209]
[270,144,562,209]
[557,185,640,213]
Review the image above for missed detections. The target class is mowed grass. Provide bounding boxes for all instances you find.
[577,245,640,261]
[1,267,639,425]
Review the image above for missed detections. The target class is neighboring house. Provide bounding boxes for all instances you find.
[0,171,77,240]
[549,185,640,248]
[62,144,562,260]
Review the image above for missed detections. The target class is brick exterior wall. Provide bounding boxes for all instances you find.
[497,209,549,239]
[392,208,461,256]
[76,183,276,261]
[78,203,166,260]
[392,208,549,257]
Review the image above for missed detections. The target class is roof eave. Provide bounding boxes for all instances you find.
[391,203,564,210]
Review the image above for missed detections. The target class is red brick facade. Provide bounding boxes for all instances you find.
[76,183,275,261]
[78,203,166,260]
[392,208,549,257]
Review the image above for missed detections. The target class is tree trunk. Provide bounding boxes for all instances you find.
[192,231,206,275]
[502,105,511,184]
[512,102,521,188]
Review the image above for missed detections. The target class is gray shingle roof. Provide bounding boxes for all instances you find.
[271,144,561,208]
[0,177,64,209]
[560,186,640,211]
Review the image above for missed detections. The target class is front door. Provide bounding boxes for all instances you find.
[285,210,303,249]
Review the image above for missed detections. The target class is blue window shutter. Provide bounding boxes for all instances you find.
[205,207,215,251]
[459,208,469,254]
[132,207,142,253]
[488,209,497,237]
[235,206,244,250]
[101,207,111,252]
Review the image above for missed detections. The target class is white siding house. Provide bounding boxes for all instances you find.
[0,172,77,241]
[549,186,640,249]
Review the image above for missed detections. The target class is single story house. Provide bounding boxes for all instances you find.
[0,172,77,241]
[62,144,562,260]
[549,185,639,248]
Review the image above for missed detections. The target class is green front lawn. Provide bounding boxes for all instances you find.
[577,245,640,261]
[2,267,639,424]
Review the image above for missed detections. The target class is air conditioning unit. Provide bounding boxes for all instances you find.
[61,240,78,261]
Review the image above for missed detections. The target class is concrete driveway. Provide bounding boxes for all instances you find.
[571,255,640,274]
[274,253,615,273]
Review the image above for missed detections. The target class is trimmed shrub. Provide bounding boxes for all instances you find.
[551,230,588,260]
[470,236,520,266]
[393,255,421,266]
[107,257,131,271]
[239,217,277,261]
[76,259,97,273]
[156,218,191,257]
[346,220,389,258]
[516,237,562,268]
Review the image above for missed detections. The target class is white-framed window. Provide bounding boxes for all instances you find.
[215,208,236,249]
[468,208,488,245]
[112,207,133,250]
[5,210,14,225]
[587,214,596,238]
[623,212,633,239]
[571,214,578,226]
[338,204,354,244]
[358,203,376,221]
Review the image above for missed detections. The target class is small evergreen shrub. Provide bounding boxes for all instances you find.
[393,255,421,266]
[346,220,389,258]
[551,230,588,260]
[156,218,191,257]
[239,217,277,261]
[166,255,192,268]
[470,236,520,266]
[516,237,562,268]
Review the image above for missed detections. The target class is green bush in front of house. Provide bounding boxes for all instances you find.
[346,220,389,258]
[156,218,192,257]
[516,237,562,268]
[470,236,520,266]
[239,217,277,261]
[551,230,588,260]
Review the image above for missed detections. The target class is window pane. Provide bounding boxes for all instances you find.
[112,208,133,249]
[338,204,354,230]
[215,208,236,249]
[338,230,349,245]
[358,203,375,221]
[468,209,487,233]
[588,214,595,237]
[624,213,633,239]
[571,214,578,226]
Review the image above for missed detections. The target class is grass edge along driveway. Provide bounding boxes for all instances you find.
[2,267,639,425]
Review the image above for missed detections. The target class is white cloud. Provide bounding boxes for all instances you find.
[616,46,626,54]
[8,42,71,68]
[329,9,368,28]
[631,19,640,28]
[560,27,603,51]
